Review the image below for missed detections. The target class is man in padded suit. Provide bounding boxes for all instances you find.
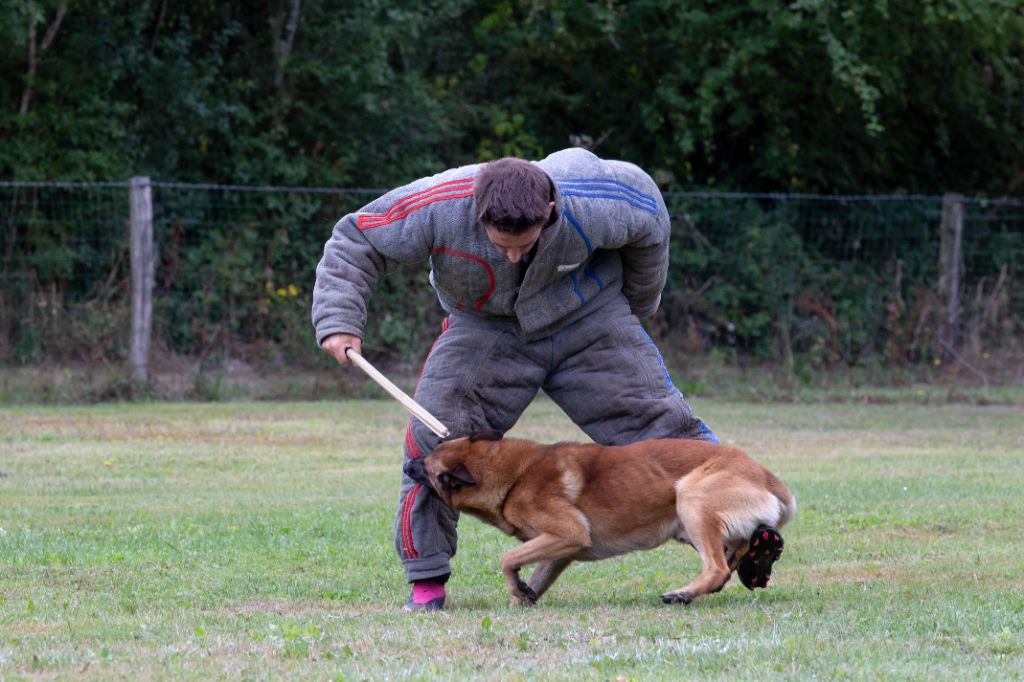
[313,148,718,611]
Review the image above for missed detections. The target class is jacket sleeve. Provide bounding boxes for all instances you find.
[311,188,433,345]
[618,170,671,319]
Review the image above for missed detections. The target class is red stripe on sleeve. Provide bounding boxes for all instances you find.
[358,178,474,230]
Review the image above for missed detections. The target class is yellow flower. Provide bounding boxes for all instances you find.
[288,284,299,297]
[276,288,287,297]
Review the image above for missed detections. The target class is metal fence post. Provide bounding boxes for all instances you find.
[129,176,154,382]
[938,193,964,360]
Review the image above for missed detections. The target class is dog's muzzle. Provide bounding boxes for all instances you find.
[403,457,430,486]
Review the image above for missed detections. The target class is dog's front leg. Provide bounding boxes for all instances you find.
[526,558,573,603]
[500,534,586,605]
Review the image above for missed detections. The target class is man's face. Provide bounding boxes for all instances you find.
[485,223,543,264]
[483,201,555,264]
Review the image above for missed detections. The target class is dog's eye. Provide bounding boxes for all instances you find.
[438,465,476,492]
[438,472,460,492]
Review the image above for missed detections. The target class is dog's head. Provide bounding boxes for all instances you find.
[402,430,504,508]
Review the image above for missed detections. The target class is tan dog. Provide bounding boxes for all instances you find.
[404,432,795,606]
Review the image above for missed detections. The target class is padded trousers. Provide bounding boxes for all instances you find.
[394,295,718,582]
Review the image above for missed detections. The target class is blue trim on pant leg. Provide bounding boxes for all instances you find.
[640,328,719,444]
[640,328,675,391]
[697,420,720,444]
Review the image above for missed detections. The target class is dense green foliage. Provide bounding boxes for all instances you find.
[3,0,1023,194]
[2,1,1022,379]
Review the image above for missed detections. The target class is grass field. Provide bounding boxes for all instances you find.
[1,397,1022,680]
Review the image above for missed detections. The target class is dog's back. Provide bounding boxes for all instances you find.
[505,438,795,558]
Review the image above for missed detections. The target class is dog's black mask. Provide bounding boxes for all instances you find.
[404,432,498,495]
[403,458,476,496]
[403,457,430,486]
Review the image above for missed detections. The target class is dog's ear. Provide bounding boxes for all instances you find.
[468,430,503,443]
[438,463,477,492]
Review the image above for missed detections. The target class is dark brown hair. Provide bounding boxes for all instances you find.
[474,157,552,234]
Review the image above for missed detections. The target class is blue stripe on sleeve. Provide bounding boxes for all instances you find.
[562,210,593,254]
[557,178,657,210]
[559,189,658,214]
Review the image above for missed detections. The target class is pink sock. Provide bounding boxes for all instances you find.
[411,580,446,604]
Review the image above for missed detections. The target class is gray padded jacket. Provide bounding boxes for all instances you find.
[312,147,671,344]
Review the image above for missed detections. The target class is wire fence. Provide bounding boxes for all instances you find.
[663,194,1022,370]
[1,180,1022,381]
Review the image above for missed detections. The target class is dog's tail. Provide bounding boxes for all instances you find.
[778,490,797,529]
[763,469,796,530]
[714,485,795,542]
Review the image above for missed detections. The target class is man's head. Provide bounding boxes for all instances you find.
[475,157,555,263]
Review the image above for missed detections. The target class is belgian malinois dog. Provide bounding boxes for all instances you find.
[404,432,795,606]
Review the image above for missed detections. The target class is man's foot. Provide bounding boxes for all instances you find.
[402,580,446,612]
[737,525,784,590]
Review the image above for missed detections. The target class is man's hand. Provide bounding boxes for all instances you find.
[321,333,362,365]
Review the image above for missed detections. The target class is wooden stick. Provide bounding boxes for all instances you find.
[345,349,450,438]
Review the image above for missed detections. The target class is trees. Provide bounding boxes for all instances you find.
[2,1,1021,372]
[1,0,1021,195]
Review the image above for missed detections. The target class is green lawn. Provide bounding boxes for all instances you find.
[1,398,1022,680]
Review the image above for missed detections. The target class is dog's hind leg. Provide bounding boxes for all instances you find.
[712,538,754,593]
[660,480,733,605]
[526,558,573,602]
[660,506,731,605]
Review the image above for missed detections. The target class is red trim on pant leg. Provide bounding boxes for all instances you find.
[401,489,413,557]
[405,422,422,460]
[400,486,412,558]
[416,324,447,390]
[401,483,422,559]
[408,319,449,446]
[401,316,450,560]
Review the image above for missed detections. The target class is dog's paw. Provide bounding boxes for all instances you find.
[738,526,784,590]
[660,590,694,605]
[514,578,538,605]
